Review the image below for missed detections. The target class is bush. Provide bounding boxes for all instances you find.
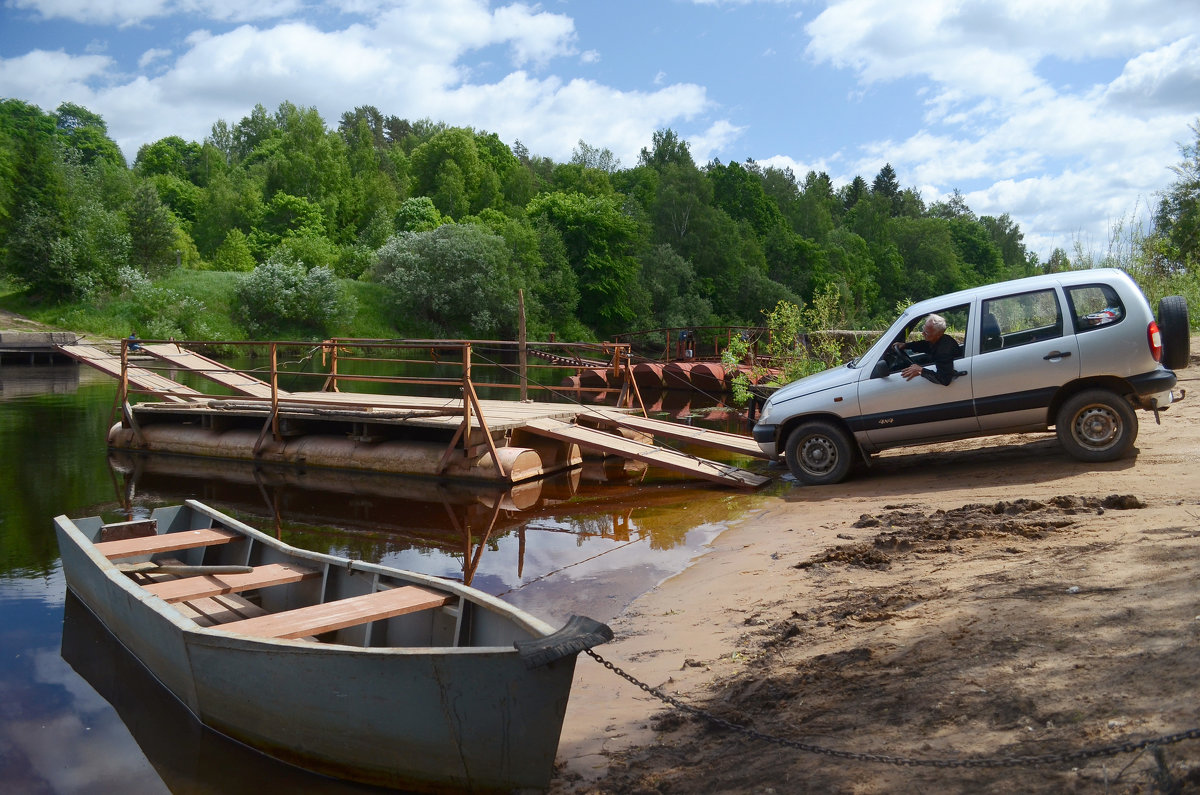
[235,255,353,338]
[374,224,521,338]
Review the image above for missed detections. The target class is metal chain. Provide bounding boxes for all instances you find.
[586,650,1200,768]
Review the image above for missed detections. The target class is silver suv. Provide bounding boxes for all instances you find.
[752,268,1190,484]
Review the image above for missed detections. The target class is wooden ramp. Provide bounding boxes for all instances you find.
[140,344,281,398]
[522,417,769,488]
[580,408,770,459]
[57,344,203,403]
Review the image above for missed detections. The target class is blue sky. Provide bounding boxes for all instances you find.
[1,0,1198,261]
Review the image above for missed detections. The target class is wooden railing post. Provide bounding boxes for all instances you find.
[270,342,280,441]
[518,290,528,402]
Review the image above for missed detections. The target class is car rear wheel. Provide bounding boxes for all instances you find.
[1055,389,1138,462]
[1158,295,1190,370]
[784,420,854,485]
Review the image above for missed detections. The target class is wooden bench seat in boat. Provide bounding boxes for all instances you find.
[142,563,320,603]
[221,585,454,639]
[179,593,271,626]
[94,527,239,560]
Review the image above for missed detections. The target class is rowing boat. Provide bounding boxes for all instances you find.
[54,499,611,793]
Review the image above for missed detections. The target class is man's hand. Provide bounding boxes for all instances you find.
[901,364,923,380]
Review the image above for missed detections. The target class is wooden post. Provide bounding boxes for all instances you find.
[518,289,528,402]
[270,342,280,441]
[461,342,472,449]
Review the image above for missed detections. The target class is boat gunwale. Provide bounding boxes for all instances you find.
[54,499,556,653]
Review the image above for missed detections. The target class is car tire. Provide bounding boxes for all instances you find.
[1055,389,1138,462]
[784,420,855,485]
[1158,295,1190,370]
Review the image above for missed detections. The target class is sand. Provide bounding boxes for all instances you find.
[551,340,1200,794]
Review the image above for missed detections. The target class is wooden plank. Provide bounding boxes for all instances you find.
[582,408,771,459]
[56,344,203,403]
[140,344,282,398]
[143,563,319,603]
[221,585,453,639]
[522,417,770,488]
[94,527,240,560]
[99,519,157,542]
[177,593,270,626]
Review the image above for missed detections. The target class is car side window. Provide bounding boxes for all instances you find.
[1065,283,1125,332]
[980,289,1063,351]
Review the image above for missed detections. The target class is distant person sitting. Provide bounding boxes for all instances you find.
[127,332,143,352]
[892,314,959,385]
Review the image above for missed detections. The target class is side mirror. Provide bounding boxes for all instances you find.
[871,358,891,379]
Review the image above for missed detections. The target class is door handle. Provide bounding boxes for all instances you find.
[1043,351,1072,360]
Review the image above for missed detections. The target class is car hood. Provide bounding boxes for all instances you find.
[766,364,858,407]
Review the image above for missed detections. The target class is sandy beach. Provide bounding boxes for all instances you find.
[552,339,1200,794]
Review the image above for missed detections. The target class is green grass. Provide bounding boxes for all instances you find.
[0,270,405,342]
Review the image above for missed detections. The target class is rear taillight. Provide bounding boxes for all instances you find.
[1147,321,1163,362]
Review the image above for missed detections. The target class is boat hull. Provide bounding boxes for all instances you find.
[54,502,583,793]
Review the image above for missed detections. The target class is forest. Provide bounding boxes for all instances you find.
[1,98,1197,343]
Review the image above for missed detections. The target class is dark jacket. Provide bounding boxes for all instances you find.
[905,335,961,385]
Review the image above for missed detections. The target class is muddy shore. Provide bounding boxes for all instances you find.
[552,339,1200,794]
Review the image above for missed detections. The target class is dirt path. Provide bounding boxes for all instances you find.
[552,340,1200,794]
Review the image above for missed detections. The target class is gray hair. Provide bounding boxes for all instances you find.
[925,314,948,332]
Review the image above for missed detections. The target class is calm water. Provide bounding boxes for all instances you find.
[0,360,773,793]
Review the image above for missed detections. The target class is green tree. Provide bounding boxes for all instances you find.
[707,160,783,235]
[126,182,180,275]
[374,224,523,337]
[0,100,66,284]
[211,228,256,272]
[134,135,204,180]
[528,191,645,334]
[394,196,444,233]
[840,175,869,211]
[55,102,126,167]
[410,128,488,219]
[1152,119,1200,271]
[638,128,694,171]
[638,243,712,328]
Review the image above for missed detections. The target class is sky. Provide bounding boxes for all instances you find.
[1,0,1198,261]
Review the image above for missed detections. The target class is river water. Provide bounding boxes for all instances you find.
[0,360,775,793]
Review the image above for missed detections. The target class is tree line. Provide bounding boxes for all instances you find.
[1,98,1196,341]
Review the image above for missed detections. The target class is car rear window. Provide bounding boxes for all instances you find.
[1065,283,1125,332]
[981,288,1063,350]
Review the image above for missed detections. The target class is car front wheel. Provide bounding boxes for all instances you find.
[1055,389,1138,462]
[784,420,855,485]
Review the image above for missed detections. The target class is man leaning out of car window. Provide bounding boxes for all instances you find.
[893,314,959,385]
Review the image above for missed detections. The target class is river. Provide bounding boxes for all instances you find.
[0,359,774,793]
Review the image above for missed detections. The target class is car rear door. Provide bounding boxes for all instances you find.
[972,286,1080,432]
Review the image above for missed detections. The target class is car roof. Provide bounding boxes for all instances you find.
[902,267,1132,320]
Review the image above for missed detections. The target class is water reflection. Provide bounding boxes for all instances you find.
[61,593,381,794]
[0,362,771,792]
[0,363,81,400]
[106,447,717,598]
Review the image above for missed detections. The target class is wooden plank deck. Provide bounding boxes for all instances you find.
[65,340,775,487]
[522,417,769,488]
[580,408,770,459]
[57,344,203,403]
[140,343,280,398]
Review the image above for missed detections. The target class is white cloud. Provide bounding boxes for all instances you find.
[1104,36,1200,112]
[687,119,746,164]
[2,3,708,167]
[796,0,1200,258]
[6,0,300,26]
[0,50,112,109]
[137,48,172,69]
